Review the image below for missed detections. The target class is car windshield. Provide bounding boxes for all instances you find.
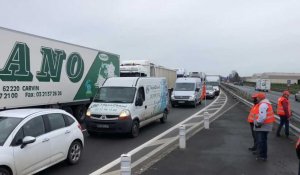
[94,87,136,103]
[0,117,22,146]
[175,83,195,91]
[206,82,219,86]
[206,85,214,90]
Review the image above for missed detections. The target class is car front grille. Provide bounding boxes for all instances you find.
[91,115,119,119]
[174,96,190,99]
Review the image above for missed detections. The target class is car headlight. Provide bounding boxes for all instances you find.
[86,108,91,117]
[189,95,195,100]
[119,110,131,120]
[171,94,175,99]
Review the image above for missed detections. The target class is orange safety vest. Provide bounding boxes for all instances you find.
[253,102,275,124]
[277,96,291,116]
[201,83,206,100]
[247,104,259,123]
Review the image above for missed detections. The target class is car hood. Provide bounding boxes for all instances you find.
[89,102,131,115]
[212,86,219,91]
[173,91,195,96]
[206,89,215,93]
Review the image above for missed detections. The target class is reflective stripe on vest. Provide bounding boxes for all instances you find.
[277,96,291,116]
[253,102,275,124]
[247,104,259,123]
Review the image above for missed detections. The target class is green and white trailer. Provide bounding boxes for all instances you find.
[0,27,120,122]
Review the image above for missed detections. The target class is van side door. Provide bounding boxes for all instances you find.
[134,86,147,122]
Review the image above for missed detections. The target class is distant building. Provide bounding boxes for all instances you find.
[244,72,300,84]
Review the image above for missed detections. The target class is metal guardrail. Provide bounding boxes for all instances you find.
[222,83,300,119]
[221,83,300,135]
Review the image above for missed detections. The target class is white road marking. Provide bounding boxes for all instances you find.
[90,91,227,175]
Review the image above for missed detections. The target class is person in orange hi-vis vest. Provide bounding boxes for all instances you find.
[253,92,275,161]
[201,81,206,100]
[276,90,292,138]
[247,93,259,152]
[296,137,300,175]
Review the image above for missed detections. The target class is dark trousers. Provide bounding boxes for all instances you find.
[276,116,289,136]
[256,131,268,158]
[249,123,257,149]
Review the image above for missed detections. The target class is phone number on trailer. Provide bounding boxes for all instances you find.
[33,91,63,97]
[0,93,18,99]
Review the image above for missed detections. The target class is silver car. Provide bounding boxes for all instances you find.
[295,91,300,102]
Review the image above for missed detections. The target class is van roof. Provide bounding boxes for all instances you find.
[176,77,201,83]
[104,77,139,87]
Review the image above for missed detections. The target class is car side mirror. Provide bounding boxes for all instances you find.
[195,88,200,92]
[135,97,143,106]
[21,136,36,149]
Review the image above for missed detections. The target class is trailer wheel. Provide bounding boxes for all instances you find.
[74,105,87,123]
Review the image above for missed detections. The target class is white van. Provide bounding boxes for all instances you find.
[255,79,271,92]
[85,77,169,137]
[171,78,202,107]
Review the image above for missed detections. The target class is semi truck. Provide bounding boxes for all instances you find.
[189,72,206,81]
[0,27,120,122]
[206,75,221,96]
[175,68,187,78]
[120,60,177,91]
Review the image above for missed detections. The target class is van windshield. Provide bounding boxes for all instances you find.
[174,83,195,91]
[206,82,219,86]
[0,117,22,146]
[94,87,136,103]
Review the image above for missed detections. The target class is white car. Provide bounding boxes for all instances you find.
[0,109,84,175]
[205,85,216,99]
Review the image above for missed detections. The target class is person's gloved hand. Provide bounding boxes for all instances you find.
[255,122,263,128]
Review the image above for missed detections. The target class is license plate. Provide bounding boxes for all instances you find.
[96,124,109,128]
[178,101,185,104]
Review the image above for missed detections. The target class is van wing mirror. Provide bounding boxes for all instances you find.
[195,88,200,92]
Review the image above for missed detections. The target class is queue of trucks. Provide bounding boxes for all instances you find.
[0,27,222,138]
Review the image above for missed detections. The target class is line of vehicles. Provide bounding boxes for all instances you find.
[0,27,221,175]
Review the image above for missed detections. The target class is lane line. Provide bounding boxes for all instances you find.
[90,91,224,175]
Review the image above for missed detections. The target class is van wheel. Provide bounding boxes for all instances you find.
[130,120,139,138]
[0,167,11,175]
[160,112,167,123]
[67,141,82,165]
[74,105,87,123]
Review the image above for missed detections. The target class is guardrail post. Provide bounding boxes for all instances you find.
[204,112,210,129]
[120,154,131,175]
[179,125,186,149]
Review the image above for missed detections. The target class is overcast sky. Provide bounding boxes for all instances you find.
[0,0,299,76]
